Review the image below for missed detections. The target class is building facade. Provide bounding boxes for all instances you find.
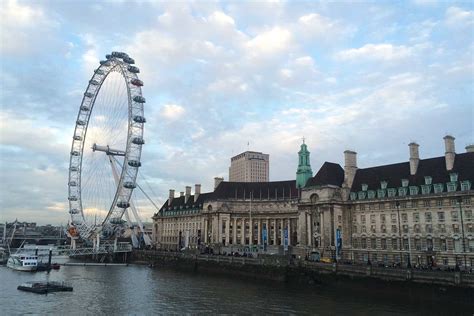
[229,151,269,182]
[153,136,474,268]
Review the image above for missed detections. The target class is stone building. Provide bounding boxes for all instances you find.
[229,151,269,182]
[153,136,474,268]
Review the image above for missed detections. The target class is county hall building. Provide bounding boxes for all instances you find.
[152,135,474,268]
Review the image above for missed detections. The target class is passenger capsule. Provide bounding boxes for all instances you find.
[69,181,77,186]
[89,79,99,85]
[123,182,136,189]
[130,78,143,87]
[71,151,80,156]
[105,54,112,59]
[99,60,109,65]
[70,166,78,172]
[110,218,124,225]
[80,106,90,112]
[132,137,145,145]
[123,57,135,64]
[128,160,142,167]
[84,92,93,98]
[76,120,86,126]
[69,209,80,215]
[95,69,104,75]
[133,96,145,103]
[73,135,82,141]
[128,66,140,73]
[117,201,130,208]
[133,115,146,123]
[68,196,78,201]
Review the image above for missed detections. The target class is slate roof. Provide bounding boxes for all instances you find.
[305,162,344,187]
[351,152,474,192]
[158,180,299,213]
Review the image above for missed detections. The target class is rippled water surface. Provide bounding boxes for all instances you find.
[1,262,473,315]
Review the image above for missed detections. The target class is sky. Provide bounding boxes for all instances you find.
[0,0,473,225]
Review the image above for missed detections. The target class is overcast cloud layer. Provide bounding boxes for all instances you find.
[0,0,473,225]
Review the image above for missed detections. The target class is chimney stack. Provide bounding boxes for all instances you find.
[466,144,474,153]
[195,184,201,201]
[180,192,184,197]
[214,177,224,190]
[343,150,357,188]
[443,135,455,171]
[168,189,175,206]
[408,142,420,175]
[185,186,191,203]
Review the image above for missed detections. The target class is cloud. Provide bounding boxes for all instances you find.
[246,27,292,57]
[160,104,186,120]
[335,43,413,61]
[445,6,474,27]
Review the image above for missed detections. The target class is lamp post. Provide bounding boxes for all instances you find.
[457,196,467,269]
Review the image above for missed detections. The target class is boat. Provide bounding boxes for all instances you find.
[17,281,73,294]
[7,254,38,271]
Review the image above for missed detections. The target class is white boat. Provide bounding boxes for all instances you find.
[7,253,38,271]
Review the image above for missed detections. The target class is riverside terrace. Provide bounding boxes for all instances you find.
[132,250,474,288]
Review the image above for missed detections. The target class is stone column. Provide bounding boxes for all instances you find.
[257,219,262,245]
[266,218,270,246]
[241,219,245,245]
[280,219,285,246]
[233,217,237,245]
[273,219,277,245]
[249,217,253,245]
[288,218,291,246]
[307,213,312,247]
[225,220,230,246]
[204,219,208,244]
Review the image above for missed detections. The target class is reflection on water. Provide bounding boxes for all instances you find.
[1,263,472,315]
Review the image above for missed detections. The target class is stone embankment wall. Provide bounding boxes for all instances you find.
[132,250,474,288]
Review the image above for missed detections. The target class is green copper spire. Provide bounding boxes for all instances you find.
[296,138,313,188]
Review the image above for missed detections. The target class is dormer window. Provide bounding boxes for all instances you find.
[362,184,368,191]
[461,181,471,191]
[409,186,419,195]
[398,187,407,196]
[381,181,388,189]
[447,182,457,192]
[425,176,432,185]
[358,191,367,199]
[421,185,432,195]
[377,189,386,198]
[433,183,444,194]
[387,188,396,197]
[450,173,458,182]
[367,190,376,199]
[401,179,409,187]
[350,192,357,200]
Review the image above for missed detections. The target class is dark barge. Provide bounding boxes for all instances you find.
[17,281,73,294]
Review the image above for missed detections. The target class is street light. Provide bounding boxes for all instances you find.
[457,196,467,268]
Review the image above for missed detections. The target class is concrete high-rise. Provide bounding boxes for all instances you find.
[229,151,269,182]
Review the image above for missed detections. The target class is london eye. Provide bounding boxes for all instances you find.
[67,52,148,244]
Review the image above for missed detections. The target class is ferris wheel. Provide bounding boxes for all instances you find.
[67,51,149,244]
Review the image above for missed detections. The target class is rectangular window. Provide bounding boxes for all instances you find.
[380,214,386,223]
[398,187,407,196]
[391,214,397,223]
[401,213,408,222]
[414,224,421,233]
[451,210,459,221]
[450,173,458,182]
[465,210,472,220]
[371,238,376,249]
[409,186,419,195]
[453,224,460,233]
[450,199,458,206]
[361,226,367,233]
[438,224,446,233]
[427,238,433,251]
[400,201,407,208]
[425,176,432,185]
[370,214,376,224]
[392,238,398,250]
[440,239,447,251]
[379,203,385,210]
[415,239,421,251]
[403,238,409,250]
[361,214,366,224]
[423,200,430,207]
[391,225,397,233]
[403,225,409,233]
[381,238,387,250]
[464,198,472,205]
[437,211,445,221]
[447,182,457,192]
[421,185,432,195]
[426,224,433,233]
[434,184,444,194]
[381,224,387,233]
[425,211,432,222]
[413,212,419,222]
[367,190,375,199]
[353,225,357,234]
[467,224,474,233]
[461,181,472,191]
[370,225,376,233]
[436,199,443,207]
[377,189,386,198]
[360,204,366,211]
[361,238,367,249]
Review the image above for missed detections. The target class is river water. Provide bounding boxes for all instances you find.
[1,261,473,315]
